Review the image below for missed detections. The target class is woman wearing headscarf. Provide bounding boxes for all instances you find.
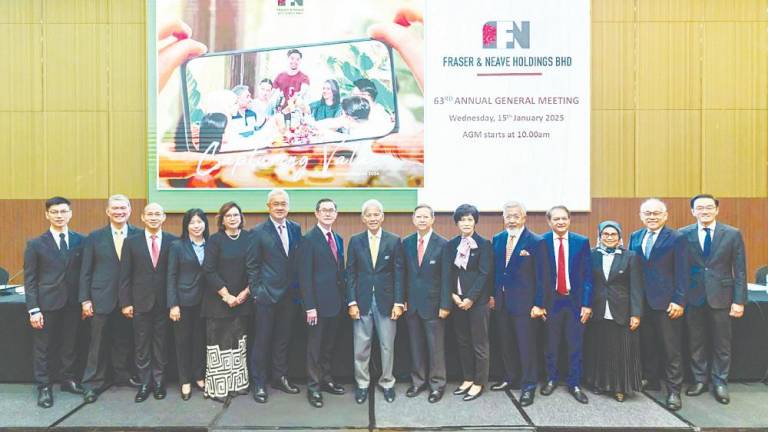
[584,221,644,402]
[443,204,492,401]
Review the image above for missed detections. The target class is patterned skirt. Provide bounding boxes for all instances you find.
[205,316,249,398]
[584,318,642,394]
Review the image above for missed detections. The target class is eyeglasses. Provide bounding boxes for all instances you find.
[48,209,71,216]
[600,232,619,238]
[641,211,665,217]
[224,213,241,219]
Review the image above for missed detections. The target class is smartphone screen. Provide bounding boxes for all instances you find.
[180,38,398,154]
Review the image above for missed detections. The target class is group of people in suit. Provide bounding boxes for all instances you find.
[24,192,746,413]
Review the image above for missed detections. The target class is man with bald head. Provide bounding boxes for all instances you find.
[629,198,689,411]
[118,203,178,402]
[346,199,404,404]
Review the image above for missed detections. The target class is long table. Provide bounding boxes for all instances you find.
[2,288,767,383]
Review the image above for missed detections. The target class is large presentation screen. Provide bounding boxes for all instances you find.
[148,0,589,212]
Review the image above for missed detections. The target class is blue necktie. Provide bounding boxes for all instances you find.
[59,233,68,255]
[703,227,712,258]
[643,231,655,260]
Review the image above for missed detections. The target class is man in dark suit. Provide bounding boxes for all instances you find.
[298,198,346,408]
[403,204,449,403]
[537,205,593,404]
[346,199,404,404]
[24,196,85,408]
[681,194,746,404]
[629,198,689,411]
[490,201,545,406]
[79,194,140,403]
[118,203,176,402]
[248,189,302,403]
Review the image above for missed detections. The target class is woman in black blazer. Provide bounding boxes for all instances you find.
[584,221,643,402]
[201,202,254,404]
[167,208,209,400]
[444,204,492,401]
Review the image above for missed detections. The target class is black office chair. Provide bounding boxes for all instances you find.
[755,265,768,286]
[0,266,8,286]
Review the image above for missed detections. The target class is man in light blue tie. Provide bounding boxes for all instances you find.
[680,194,746,404]
[628,198,689,411]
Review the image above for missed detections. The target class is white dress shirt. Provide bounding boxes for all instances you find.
[697,221,716,251]
[552,232,571,293]
[271,217,290,255]
[641,229,660,256]
[145,230,163,254]
[50,227,69,249]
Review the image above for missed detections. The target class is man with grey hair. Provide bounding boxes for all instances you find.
[231,84,259,136]
[346,199,404,404]
[80,194,141,403]
[629,198,689,411]
[490,201,545,406]
[402,204,449,403]
[248,189,303,403]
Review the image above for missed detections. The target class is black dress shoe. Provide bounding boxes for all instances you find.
[253,386,268,403]
[271,376,300,394]
[540,380,557,396]
[428,389,444,403]
[355,387,368,404]
[308,390,323,408]
[463,387,483,401]
[181,389,191,401]
[406,384,427,398]
[685,382,708,396]
[491,381,511,391]
[320,381,345,395]
[569,386,589,404]
[453,384,471,395]
[714,385,730,404]
[383,387,396,403]
[519,389,535,407]
[666,392,682,411]
[153,385,166,400]
[135,385,151,403]
[83,389,98,404]
[37,386,53,408]
[60,380,85,395]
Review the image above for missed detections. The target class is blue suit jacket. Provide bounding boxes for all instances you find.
[628,226,689,310]
[540,231,593,311]
[492,228,546,316]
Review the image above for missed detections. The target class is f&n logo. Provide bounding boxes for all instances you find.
[278,0,303,5]
[482,21,530,49]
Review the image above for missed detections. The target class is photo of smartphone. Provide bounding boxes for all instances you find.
[179,38,399,155]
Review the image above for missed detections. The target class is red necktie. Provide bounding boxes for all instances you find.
[326,231,338,262]
[417,237,425,266]
[556,237,567,295]
[150,235,160,268]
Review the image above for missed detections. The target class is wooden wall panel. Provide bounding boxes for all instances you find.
[702,110,768,196]
[0,0,42,23]
[638,0,702,22]
[702,22,768,110]
[700,0,768,21]
[110,23,146,111]
[109,111,147,197]
[637,22,701,109]
[110,0,145,24]
[591,110,636,197]
[635,110,701,196]
[0,24,43,111]
[592,0,635,22]
[592,23,636,110]
[43,0,110,24]
[6,112,45,198]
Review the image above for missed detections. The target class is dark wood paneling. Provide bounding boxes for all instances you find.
[2,198,766,284]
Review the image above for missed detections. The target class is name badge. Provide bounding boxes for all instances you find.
[384,255,390,260]
[429,259,436,264]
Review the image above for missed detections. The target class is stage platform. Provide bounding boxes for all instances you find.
[1,382,766,431]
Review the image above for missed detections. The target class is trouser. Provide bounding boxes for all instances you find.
[32,306,79,387]
[545,301,584,388]
[641,306,684,393]
[495,297,539,390]
[172,304,206,385]
[686,304,732,386]
[306,315,339,392]
[452,302,490,386]
[406,312,446,391]
[250,295,297,387]
[82,309,133,391]
[353,297,397,389]
[133,304,168,386]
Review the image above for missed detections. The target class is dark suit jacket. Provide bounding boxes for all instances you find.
[403,231,450,320]
[79,224,140,314]
[346,230,404,315]
[249,219,302,305]
[680,223,747,308]
[119,231,177,313]
[492,228,546,316]
[629,226,689,310]
[167,239,206,308]
[298,226,345,318]
[541,231,593,311]
[24,230,84,312]
[443,233,492,306]
[590,248,644,326]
